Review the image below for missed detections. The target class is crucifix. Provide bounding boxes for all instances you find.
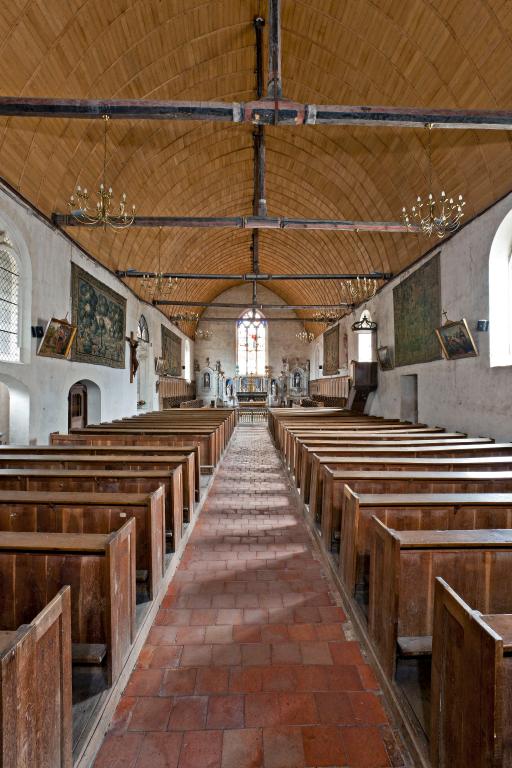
[126,331,139,383]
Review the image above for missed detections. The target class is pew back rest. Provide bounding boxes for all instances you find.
[0,586,72,768]
[431,577,503,768]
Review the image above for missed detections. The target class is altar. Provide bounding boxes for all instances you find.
[235,374,268,404]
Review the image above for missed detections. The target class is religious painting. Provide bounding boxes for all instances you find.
[377,345,394,371]
[323,324,339,375]
[71,264,126,368]
[435,318,478,360]
[393,254,441,367]
[37,317,77,360]
[161,325,182,376]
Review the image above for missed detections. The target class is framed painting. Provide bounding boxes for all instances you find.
[323,324,340,375]
[435,319,478,360]
[377,345,394,371]
[71,264,126,368]
[161,325,182,376]
[393,254,442,367]
[37,317,77,359]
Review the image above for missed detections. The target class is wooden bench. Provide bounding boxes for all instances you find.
[298,435,491,503]
[293,427,464,486]
[431,577,512,768]
[0,522,136,685]
[368,520,512,678]
[0,586,72,768]
[0,489,163,598]
[22,442,200,506]
[308,443,512,524]
[0,454,186,530]
[341,490,512,597]
[323,471,512,557]
[0,466,182,554]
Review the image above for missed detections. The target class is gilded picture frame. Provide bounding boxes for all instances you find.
[435,318,479,360]
[37,317,77,359]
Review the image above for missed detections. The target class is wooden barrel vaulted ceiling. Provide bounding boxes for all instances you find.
[1,0,512,331]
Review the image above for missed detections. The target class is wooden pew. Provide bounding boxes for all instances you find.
[298,435,491,503]
[295,433,479,493]
[431,577,512,768]
[31,442,200,506]
[0,454,185,533]
[342,490,512,597]
[0,522,136,685]
[368,520,512,678]
[308,443,512,524]
[0,489,163,598]
[0,586,72,768]
[323,471,512,555]
[0,466,183,553]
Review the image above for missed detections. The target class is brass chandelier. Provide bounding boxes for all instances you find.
[141,230,179,297]
[312,309,347,325]
[402,124,465,238]
[195,328,212,340]
[341,276,378,304]
[69,115,136,230]
[296,327,314,344]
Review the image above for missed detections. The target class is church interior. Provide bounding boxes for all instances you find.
[1,1,512,766]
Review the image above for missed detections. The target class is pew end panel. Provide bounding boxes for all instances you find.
[368,517,402,679]
[340,486,361,595]
[431,577,504,768]
[0,586,72,768]
[106,518,137,685]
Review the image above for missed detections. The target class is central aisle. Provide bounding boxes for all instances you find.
[95,425,406,768]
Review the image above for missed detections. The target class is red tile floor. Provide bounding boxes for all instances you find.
[94,425,408,768]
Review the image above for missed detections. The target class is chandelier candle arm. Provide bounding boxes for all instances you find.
[401,124,466,238]
[68,115,136,230]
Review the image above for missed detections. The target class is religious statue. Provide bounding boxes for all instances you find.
[203,371,211,389]
[126,331,139,383]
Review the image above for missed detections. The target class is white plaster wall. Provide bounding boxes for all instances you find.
[0,183,193,444]
[309,193,512,442]
[0,382,9,442]
[194,284,309,377]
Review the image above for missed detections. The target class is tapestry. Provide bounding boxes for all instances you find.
[323,324,340,375]
[161,325,182,376]
[71,264,126,368]
[393,254,441,367]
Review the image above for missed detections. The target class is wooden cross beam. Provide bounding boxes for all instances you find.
[3,96,512,130]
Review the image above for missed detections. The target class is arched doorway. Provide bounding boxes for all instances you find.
[0,373,30,444]
[67,380,101,429]
[68,383,87,430]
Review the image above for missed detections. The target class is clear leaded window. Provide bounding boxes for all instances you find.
[137,314,150,343]
[0,248,20,362]
[236,309,266,375]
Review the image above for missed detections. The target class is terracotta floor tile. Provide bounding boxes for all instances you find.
[168,696,208,731]
[271,642,302,665]
[205,625,233,644]
[150,645,183,669]
[108,697,137,734]
[207,694,245,729]
[329,640,365,666]
[233,625,262,643]
[161,668,198,696]
[241,642,271,666]
[261,665,296,692]
[176,626,206,644]
[134,732,183,768]
[302,725,345,767]
[229,666,263,694]
[196,667,230,694]
[124,669,164,697]
[315,692,356,725]
[327,665,365,692]
[179,730,222,768]
[262,726,305,768]
[278,693,318,726]
[349,692,389,725]
[245,692,281,727]
[341,726,391,767]
[180,644,213,667]
[94,734,144,767]
[129,697,173,732]
[300,641,333,666]
[221,728,263,768]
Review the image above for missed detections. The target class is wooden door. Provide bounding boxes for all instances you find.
[68,384,87,430]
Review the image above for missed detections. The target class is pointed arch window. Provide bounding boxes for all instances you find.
[0,245,20,362]
[137,314,150,344]
[236,309,266,375]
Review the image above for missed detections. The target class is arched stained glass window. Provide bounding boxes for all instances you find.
[236,309,266,375]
